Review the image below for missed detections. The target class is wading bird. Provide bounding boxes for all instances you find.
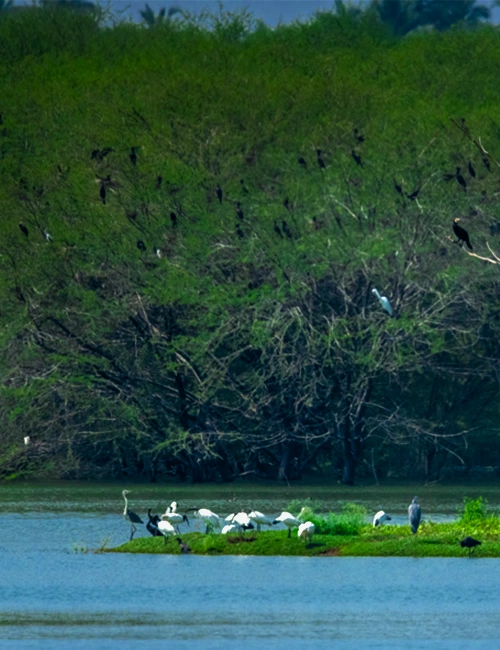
[176,537,191,554]
[372,288,393,317]
[453,218,473,250]
[188,508,222,533]
[273,512,300,538]
[161,511,190,534]
[44,231,53,242]
[146,509,162,537]
[228,512,254,532]
[248,510,273,532]
[373,511,392,527]
[158,519,176,544]
[222,523,239,534]
[122,490,143,541]
[23,436,30,446]
[460,536,481,557]
[408,496,421,535]
[298,521,315,543]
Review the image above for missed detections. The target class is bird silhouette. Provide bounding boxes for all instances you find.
[137,240,146,251]
[453,218,472,250]
[468,161,476,178]
[99,184,106,205]
[456,167,467,191]
[235,223,244,239]
[394,180,403,196]
[44,231,53,242]
[240,179,249,194]
[460,536,481,557]
[216,185,223,204]
[91,147,113,162]
[407,185,421,201]
[236,202,244,221]
[353,128,365,143]
[176,537,191,554]
[282,219,292,239]
[482,155,491,172]
[316,149,325,169]
[129,147,137,166]
[156,175,163,190]
[298,156,307,169]
[19,222,29,238]
[170,211,177,227]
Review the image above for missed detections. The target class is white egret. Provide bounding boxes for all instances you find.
[157,519,176,544]
[23,436,30,446]
[408,496,421,534]
[273,511,300,538]
[372,288,393,317]
[248,510,273,532]
[298,521,315,542]
[373,511,392,527]
[122,490,143,541]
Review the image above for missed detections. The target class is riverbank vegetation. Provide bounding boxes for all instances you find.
[111,498,500,556]
[2,2,500,484]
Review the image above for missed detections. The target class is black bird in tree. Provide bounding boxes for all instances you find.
[282,219,293,239]
[156,175,163,190]
[99,184,106,205]
[129,146,137,166]
[170,211,177,227]
[407,185,421,201]
[137,240,146,251]
[353,128,365,143]
[468,161,476,178]
[176,537,191,554]
[453,218,473,250]
[394,179,403,196]
[456,167,467,191]
[19,222,29,238]
[216,185,223,204]
[298,156,307,169]
[482,155,491,172]
[235,223,244,239]
[351,150,363,167]
[274,221,283,238]
[236,202,244,221]
[460,536,481,557]
[316,149,326,169]
[240,179,249,194]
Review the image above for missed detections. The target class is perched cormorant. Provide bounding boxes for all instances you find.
[394,180,403,196]
[100,184,106,205]
[453,218,473,250]
[170,211,177,227]
[456,167,467,191]
[235,223,244,239]
[236,202,244,221]
[129,146,137,166]
[156,175,163,189]
[482,155,491,172]
[19,222,29,238]
[351,150,363,167]
[91,147,113,162]
[216,185,223,204]
[468,161,476,178]
[298,156,307,169]
[137,240,146,251]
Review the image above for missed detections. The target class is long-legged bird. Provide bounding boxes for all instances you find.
[122,490,143,541]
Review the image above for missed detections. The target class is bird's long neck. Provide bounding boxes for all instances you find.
[373,288,381,300]
[123,493,128,515]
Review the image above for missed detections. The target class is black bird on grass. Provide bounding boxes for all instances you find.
[19,222,29,238]
[216,185,223,204]
[137,239,146,251]
[170,211,177,227]
[394,179,403,196]
[407,185,421,201]
[468,161,476,178]
[282,219,292,239]
[298,156,307,169]
[316,149,326,169]
[176,537,191,554]
[453,218,473,250]
[490,222,500,236]
[235,223,244,239]
[240,179,249,194]
[460,536,481,557]
[146,509,162,537]
[99,184,106,205]
[351,150,363,167]
[129,146,137,166]
[91,147,113,162]
[456,167,467,191]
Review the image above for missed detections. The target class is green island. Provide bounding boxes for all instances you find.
[110,497,500,557]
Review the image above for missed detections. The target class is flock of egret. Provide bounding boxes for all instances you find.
[121,490,428,543]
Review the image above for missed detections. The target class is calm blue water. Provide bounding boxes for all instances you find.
[1,485,500,649]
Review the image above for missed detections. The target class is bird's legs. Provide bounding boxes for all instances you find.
[257,523,261,533]
[288,528,291,538]
[130,523,136,541]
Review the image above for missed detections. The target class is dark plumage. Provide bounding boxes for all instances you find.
[282,219,292,239]
[170,211,177,227]
[351,150,363,167]
[137,240,146,251]
[468,161,476,178]
[407,185,421,201]
[274,221,283,238]
[394,180,403,196]
[460,536,481,557]
[456,167,467,191]
[156,175,163,189]
[99,184,106,205]
[490,222,500,236]
[176,537,191,554]
[316,149,325,169]
[354,128,365,143]
[19,222,29,238]
[129,147,137,166]
[235,223,244,239]
[216,185,223,204]
[236,202,244,221]
[298,156,307,169]
[146,509,162,537]
[240,179,249,194]
[453,218,473,250]
[482,155,491,172]
[91,147,113,162]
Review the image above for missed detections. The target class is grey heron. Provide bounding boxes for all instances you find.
[408,496,421,534]
[122,490,143,540]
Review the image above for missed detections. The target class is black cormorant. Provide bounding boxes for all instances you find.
[298,156,307,169]
[460,536,481,557]
[456,167,467,191]
[130,147,137,166]
[468,161,476,178]
[19,222,29,238]
[274,221,283,238]
[282,219,292,239]
[170,211,177,227]
[137,240,146,251]
[351,150,363,167]
[216,185,223,204]
[100,184,106,205]
[453,218,473,250]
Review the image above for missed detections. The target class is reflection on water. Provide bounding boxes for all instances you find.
[1,483,500,649]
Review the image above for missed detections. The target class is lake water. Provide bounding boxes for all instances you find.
[1,482,500,649]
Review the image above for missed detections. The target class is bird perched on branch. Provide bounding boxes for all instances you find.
[453,218,473,250]
[372,288,393,317]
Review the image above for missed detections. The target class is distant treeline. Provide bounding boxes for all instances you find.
[1,3,500,483]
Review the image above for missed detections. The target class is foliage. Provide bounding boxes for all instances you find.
[459,496,489,523]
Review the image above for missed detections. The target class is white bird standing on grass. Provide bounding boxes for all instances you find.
[228,512,254,532]
[373,510,392,527]
[248,510,274,532]
[372,288,393,317]
[161,511,190,534]
[273,511,301,538]
[157,519,176,544]
[298,521,315,542]
[188,508,222,533]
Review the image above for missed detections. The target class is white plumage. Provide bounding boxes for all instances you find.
[193,508,222,533]
[157,519,176,544]
[373,510,392,527]
[273,511,301,537]
[221,523,239,534]
[248,510,273,532]
[298,521,315,542]
[161,511,189,533]
[23,436,30,446]
[229,512,254,531]
[372,288,393,316]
